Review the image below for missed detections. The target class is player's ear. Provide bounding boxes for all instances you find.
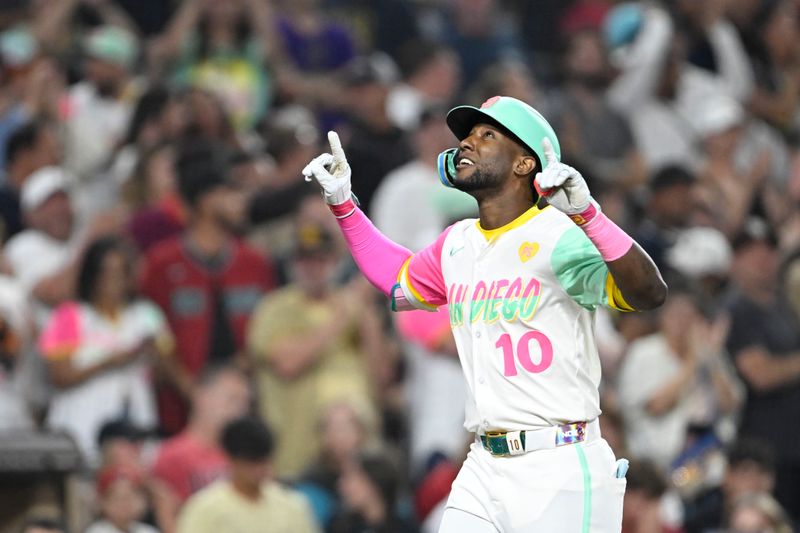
[514,155,537,177]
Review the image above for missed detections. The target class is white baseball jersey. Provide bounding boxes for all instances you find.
[395,204,631,433]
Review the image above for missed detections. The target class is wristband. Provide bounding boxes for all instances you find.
[329,198,357,219]
[568,202,600,226]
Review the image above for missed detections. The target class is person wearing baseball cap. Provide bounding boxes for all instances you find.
[303,94,666,531]
[97,419,151,471]
[4,166,76,314]
[65,24,140,181]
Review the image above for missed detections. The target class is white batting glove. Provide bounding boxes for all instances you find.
[534,137,595,217]
[302,131,352,206]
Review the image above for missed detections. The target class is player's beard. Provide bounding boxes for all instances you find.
[453,166,503,193]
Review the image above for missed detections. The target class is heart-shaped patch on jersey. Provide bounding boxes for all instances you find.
[518,242,539,263]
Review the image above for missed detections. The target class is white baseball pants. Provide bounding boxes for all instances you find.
[438,438,626,532]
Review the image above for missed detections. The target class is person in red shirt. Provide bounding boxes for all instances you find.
[141,140,275,433]
[151,364,251,533]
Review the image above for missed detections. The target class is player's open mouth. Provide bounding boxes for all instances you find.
[456,157,475,169]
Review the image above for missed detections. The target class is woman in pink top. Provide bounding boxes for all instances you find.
[39,237,174,466]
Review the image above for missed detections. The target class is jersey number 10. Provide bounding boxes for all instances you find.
[495,331,553,377]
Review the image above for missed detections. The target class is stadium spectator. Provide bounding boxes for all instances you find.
[151,0,277,131]
[633,165,698,272]
[5,166,78,314]
[618,283,741,469]
[124,142,184,253]
[275,0,355,75]
[437,0,523,89]
[86,464,157,533]
[328,449,419,533]
[247,220,386,478]
[38,236,171,466]
[29,0,139,57]
[548,26,646,191]
[176,416,319,533]
[0,119,61,243]
[671,0,755,102]
[684,439,777,533]
[694,96,789,238]
[107,85,187,190]
[150,364,250,533]
[247,105,321,260]
[744,0,800,140]
[141,140,274,433]
[661,226,733,318]
[726,492,794,533]
[295,399,377,528]
[341,52,413,215]
[5,165,124,325]
[606,4,726,171]
[327,0,419,58]
[96,419,151,471]
[0,50,64,170]
[621,460,678,533]
[725,218,800,520]
[178,88,241,150]
[63,25,140,183]
[388,42,461,131]
[728,494,795,533]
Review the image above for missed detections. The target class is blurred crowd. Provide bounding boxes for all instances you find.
[0,0,799,532]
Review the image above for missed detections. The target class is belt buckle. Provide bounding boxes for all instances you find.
[482,431,509,456]
[555,422,587,446]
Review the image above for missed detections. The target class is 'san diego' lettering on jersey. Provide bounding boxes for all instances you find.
[447,277,542,327]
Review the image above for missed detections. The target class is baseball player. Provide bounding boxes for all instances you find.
[303,96,666,532]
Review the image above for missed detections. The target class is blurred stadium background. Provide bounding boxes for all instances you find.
[0,0,798,532]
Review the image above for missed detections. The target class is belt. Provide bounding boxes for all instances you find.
[478,419,600,457]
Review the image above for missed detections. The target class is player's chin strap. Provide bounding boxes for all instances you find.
[437,148,458,188]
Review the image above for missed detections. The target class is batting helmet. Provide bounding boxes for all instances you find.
[437,96,561,188]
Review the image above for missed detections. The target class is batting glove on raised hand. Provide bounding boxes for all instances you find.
[302,131,352,205]
[534,137,596,218]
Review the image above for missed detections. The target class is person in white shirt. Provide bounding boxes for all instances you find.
[64,25,139,184]
[618,286,741,469]
[4,166,80,323]
[38,237,173,466]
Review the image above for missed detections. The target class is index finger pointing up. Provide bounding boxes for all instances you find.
[541,137,558,166]
[328,131,346,162]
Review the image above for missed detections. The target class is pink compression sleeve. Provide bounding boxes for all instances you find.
[331,200,412,295]
[573,203,633,261]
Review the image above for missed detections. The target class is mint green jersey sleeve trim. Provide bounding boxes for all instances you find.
[551,226,609,311]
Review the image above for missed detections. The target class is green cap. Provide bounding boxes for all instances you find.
[0,27,37,67]
[446,96,561,170]
[84,25,139,69]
